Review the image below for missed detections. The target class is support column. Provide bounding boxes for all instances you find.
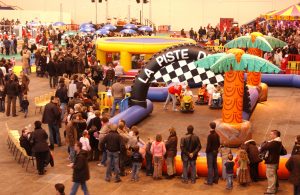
[120,51,132,72]
[97,50,106,66]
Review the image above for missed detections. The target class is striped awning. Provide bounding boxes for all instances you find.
[262,4,300,20]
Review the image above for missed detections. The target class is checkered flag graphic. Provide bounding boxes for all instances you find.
[152,60,224,84]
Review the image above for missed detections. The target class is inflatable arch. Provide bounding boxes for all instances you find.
[130,44,215,107]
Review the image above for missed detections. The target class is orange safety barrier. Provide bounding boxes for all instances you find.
[286,61,300,75]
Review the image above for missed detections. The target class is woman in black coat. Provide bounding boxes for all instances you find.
[165,127,178,179]
[30,121,49,175]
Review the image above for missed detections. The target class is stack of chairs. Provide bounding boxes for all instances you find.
[34,91,55,114]
[6,129,35,171]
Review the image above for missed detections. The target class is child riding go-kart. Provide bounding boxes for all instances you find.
[180,86,194,113]
[209,85,223,109]
[196,84,209,105]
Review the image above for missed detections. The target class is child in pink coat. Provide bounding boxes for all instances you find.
[150,134,166,180]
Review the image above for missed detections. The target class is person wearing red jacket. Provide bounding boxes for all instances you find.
[163,83,182,111]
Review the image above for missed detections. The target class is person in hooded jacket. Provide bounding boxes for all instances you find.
[242,139,262,182]
[292,135,300,155]
[69,142,90,195]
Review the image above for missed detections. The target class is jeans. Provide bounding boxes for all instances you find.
[266,164,278,193]
[106,151,120,181]
[48,124,61,146]
[182,159,196,181]
[164,93,177,110]
[207,152,219,184]
[69,146,76,163]
[60,103,66,120]
[6,95,16,116]
[24,108,28,117]
[222,160,227,180]
[166,157,176,176]
[131,162,142,180]
[100,150,107,165]
[49,76,58,87]
[70,182,89,195]
[111,98,122,117]
[0,99,5,112]
[145,154,153,175]
[153,156,163,178]
[226,174,233,189]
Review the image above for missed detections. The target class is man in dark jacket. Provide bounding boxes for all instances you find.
[101,124,125,183]
[205,122,220,185]
[242,139,262,182]
[42,96,61,149]
[4,74,19,117]
[180,125,201,184]
[292,135,300,155]
[285,141,300,195]
[70,142,90,195]
[30,121,49,175]
[46,58,57,88]
[55,83,68,120]
[261,130,284,194]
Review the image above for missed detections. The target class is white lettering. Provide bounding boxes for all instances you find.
[166,51,175,63]
[144,68,154,78]
[138,77,149,84]
[197,51,207,59]
[156,56,164,67]
[173,49,181,60]
[181,49,189,59]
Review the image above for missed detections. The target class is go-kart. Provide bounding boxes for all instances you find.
[180,95,194,113]
[196,89,208,105]
[209,92,223,109]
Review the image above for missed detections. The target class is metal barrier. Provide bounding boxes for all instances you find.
[286,61,300,75]
[205,46,225,52]
[98,92,131,112]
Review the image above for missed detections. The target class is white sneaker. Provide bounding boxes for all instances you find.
[173,109,178,112]
[97,163,105,167]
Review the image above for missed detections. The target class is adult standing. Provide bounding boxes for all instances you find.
[65,119,77,164]
[4,74,19,117]
[42,96,61,149]
[292,135,300,155]
[205,122,220,185]
[285,137,300,195]
[165,127,178,179]
[242,139,262,182]
[163,83,182,111]
[30,121,49,175]
[22,47,30,75]
[3,37,10,56]
[180,125,201,184]
[70,142,90,195]
[47,58,57,88]
[55,83,68,120]
[260,130,285,194]
[110,78,125,117]
[101,124,125,183]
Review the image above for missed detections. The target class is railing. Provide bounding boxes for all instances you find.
[144,18,155,27]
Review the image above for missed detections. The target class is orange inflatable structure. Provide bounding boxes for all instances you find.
[163,155,290,179]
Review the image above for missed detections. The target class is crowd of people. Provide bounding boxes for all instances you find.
[0,17,299,195]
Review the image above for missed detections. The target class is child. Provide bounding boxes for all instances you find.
[225,154,235,190]
[237,149,251,186]
[145,138,153,176]
[80,130,91,152]
[21,95,29,118]
[131,145,143,181]
[0,85,5,112]
[220,144,232,180]
[150,134,166,180]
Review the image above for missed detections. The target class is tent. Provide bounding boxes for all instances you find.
[262,4,300,20]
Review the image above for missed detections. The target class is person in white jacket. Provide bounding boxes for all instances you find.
[80,130,91,152]
[68,80,77,99]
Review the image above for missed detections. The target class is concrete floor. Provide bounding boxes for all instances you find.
[0,75,297,194]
